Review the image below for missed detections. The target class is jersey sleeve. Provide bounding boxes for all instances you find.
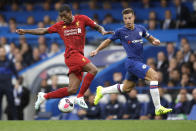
[82,15,96,28]
[141,25,150,38]
[47,23,59,33]
[109,29,120,41]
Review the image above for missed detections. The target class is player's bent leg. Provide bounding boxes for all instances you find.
[94,80,135,105]
[77,63,97,98]
[145,68,172,115]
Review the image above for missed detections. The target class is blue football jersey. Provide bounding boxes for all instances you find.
[109,24,150,61]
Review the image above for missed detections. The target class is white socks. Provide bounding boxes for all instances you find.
[102,84,124,95]
[149,81,161,110]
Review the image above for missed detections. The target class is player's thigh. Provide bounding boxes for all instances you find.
[145,68,158,81]
[126,60,150,80]
[69,73,81,90]
[82,62,98,75]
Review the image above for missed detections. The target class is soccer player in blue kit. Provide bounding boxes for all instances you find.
[90,8,172,115]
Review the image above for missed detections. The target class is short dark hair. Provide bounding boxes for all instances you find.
[122,8,134,15]
[59,4,71,13]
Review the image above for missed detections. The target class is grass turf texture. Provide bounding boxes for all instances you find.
[0,120,196,131]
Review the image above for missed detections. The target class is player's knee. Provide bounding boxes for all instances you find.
[151,73,159,81]
[89,67,98,75]
[68,87,78,95]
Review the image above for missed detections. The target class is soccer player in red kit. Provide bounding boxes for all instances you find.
[16,4,113,109]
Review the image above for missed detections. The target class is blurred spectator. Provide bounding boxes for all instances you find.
[0,14,8,27]
[193,61,196,82]
[174,91,190,114]
[166,42,176,61]
[144,11,157,24]
[156,51,168,73]
[103,1,111,10]
[11,2,20,12]
[146,57,156,70]
[0,2,5,11]
[180,73,190,87]
[72,2,80,11]
[25,2,34,12]
[123,89,141,119]
[180,37,189,50]
[176,50,184,67]
[19,40,33,66]
[182,43,192,62]
[37,21,45,28]
[9,23,17,33]
[15,61,23,72]
[32,48,41,64]
[38,36,46,45]
[43,1,51,11]
[146,88,170,119]
[168,69,181,86]
[167,58,178,73]
[174,0,190,28]
[161,10,176,29]
[0,37,10,53]
[48,75,59,91]
[148,19,157,30]
[113,72,123,84]
[8,42,16,60]
[189,89,196,113]
[104,94,123,120]
[14,53,27,68]
[48,42,59,56]
[121,0,129,9]
[0,46,18,120]
[141,0,152,8]
[160,0,168,8]
[88,0,98,10]
[78,94,102,120]
[9,18,16,25]
[40,79,50,93]
[27,16,35,25]
[11,76,30,120]
[54,1,62,11]
[181,63,191,75]
[43,15,52,25]
[102,14,116,25]
[38,43,48,59]
[189,53,196,64]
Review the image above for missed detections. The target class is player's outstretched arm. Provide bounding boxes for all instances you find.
[146,36,160,46]
[94,25,114,35]
[16,28,49,35]
[90,39,112,57]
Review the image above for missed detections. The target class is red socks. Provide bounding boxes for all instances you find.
[77,73,95,98]
[44,87,69,99]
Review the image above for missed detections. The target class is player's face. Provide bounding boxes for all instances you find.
[123,13,135,29]
[59,11,73,24]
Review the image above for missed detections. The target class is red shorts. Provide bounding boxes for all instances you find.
[65,52,91,81]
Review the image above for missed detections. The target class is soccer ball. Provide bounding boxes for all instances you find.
[58,98,74,113]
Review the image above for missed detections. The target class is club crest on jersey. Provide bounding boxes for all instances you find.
[82,58,86,62]
[139,32,142,36]
[63,26,66,28]
[142,64,147,69]
[76,21,80,26]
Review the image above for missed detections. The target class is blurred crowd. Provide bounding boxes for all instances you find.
[0,0,196,30]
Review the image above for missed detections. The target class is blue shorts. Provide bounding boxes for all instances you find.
[125,58,150,82]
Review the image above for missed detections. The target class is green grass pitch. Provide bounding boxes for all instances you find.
[0,120,196,131]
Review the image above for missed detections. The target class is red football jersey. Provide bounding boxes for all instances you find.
[48,15,96,57]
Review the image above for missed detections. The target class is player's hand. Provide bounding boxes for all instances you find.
[16,29,25,35]
[152,39,160,46]
[90,50,98,57]
[101,31,114,35]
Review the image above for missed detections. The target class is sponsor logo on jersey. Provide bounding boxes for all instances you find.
[132,39,143,43]
[64,28,82,36]
[76,21,80,26]
[82,58,86,62]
